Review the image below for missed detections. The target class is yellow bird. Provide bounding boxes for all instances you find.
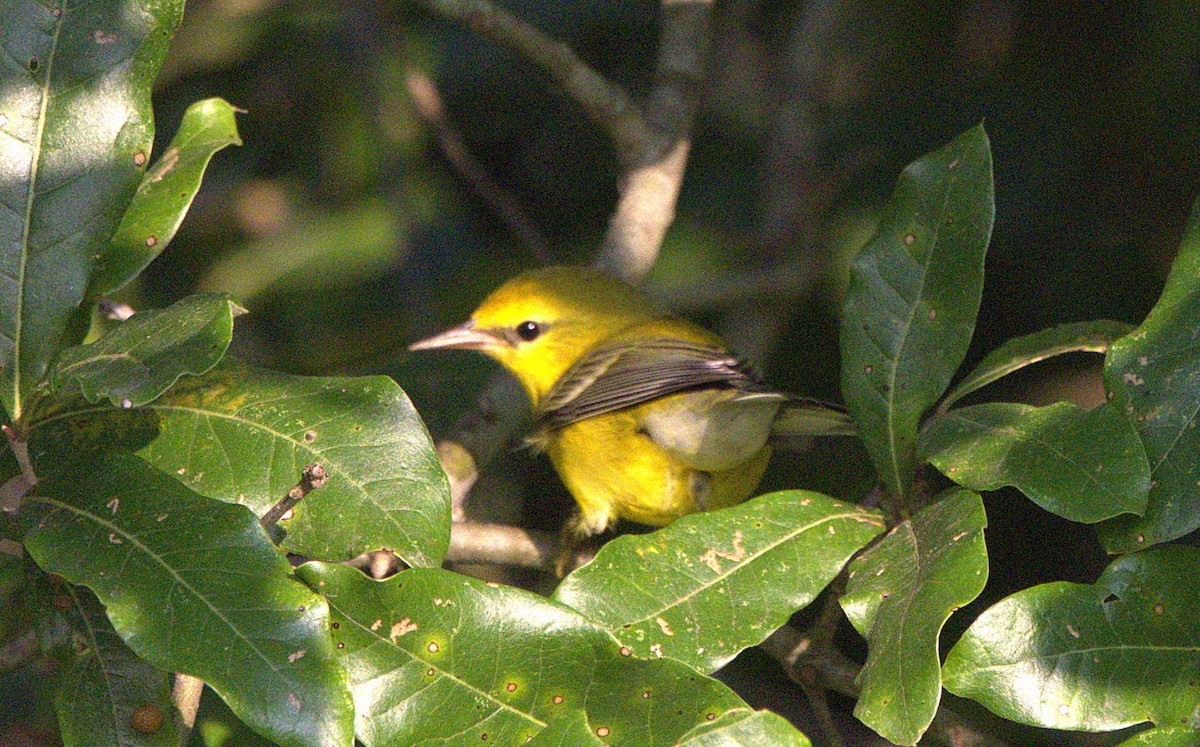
[410,266,852,546]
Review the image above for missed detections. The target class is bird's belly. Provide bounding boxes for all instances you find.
[546,411,770,536]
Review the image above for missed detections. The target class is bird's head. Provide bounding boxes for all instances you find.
[409,266,661,406]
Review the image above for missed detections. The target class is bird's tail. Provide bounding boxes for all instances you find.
[770,397,856,445]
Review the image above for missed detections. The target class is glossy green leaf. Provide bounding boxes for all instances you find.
[50,294,244,408]
[920,401,1149,523]
[471,708,811,747]
[1115,726,1200,747]
[676,710,812,747]
[840,124,995,499]
[0,0,184,420]
[524,711,606,747]
[30,359,450,567]
[298,563,765,747]
[23,452,354,747]
[839,489,988,746]
[944,545,1200,732]
[197,199,402,302]
[939,320,1134,411]
[55,586,179,747]
[1099,199,1200,551]
[553,490,885,673]
[90,98,242,298]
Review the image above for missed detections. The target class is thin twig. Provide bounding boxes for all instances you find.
[96,298,136,321]
[404,67,550,263]
[762,613,1012,747]
[260,464,328,531]
[414,0,653,153]
[437,372,529,524]
[761,623,861,700]
[0,425,37,513]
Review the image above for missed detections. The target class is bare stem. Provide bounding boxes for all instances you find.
[172,674,205,742]
[404,67,550,263]
[0,424,37,513]
[437,372,529,524]
[260,463,328,531]
[413,0,652,152]
[447,521,557,570]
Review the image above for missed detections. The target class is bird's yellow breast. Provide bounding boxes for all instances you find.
[544,392,772,536]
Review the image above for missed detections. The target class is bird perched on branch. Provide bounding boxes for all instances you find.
[410,266,853,568]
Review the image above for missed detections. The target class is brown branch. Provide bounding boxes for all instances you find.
[96,298,136,321]
[762,613,1012,747]
[172,674,204,743]
[404,67,550,263]
[596,139,691,281]
[0,425,37,514]
[596,0,715,281]
[344,550,403,579]
[415,0,714,283]
[761,620,862,700]
[260,463,328,531]
[414,0,652,153]
[446,521,556,570]
[435,372,530,524]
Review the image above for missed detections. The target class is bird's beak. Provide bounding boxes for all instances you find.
[408,320,499,351]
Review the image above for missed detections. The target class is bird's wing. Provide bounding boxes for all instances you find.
[535,338,770,431]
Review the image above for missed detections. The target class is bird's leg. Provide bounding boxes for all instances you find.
[553,510,606,577]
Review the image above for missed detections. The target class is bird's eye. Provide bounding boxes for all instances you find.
[515,320,541,342]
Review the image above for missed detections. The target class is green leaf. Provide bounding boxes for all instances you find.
[55,586,179,747]
[943,545,1200,732]
[0,0,185,420]
[89,98,242,298]
[676,710,812,747]
[1098,199,1200,552]
[524,709,813,747]
[50,294,244,408]
[524,712,606,747]
[1115,726,1200,747]
[920,401,1149,523]
[840,124,995,499]
[839,489,988,746]
[197,199,402,302]
[939,320,1135,412]
[297,563,761,747]
[30,359,450,567]
[553,490,885,673]
[23,452,354,747]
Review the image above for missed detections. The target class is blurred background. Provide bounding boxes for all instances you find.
[84,0,1200,742]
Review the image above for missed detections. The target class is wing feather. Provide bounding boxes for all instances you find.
[535,338,769,430]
